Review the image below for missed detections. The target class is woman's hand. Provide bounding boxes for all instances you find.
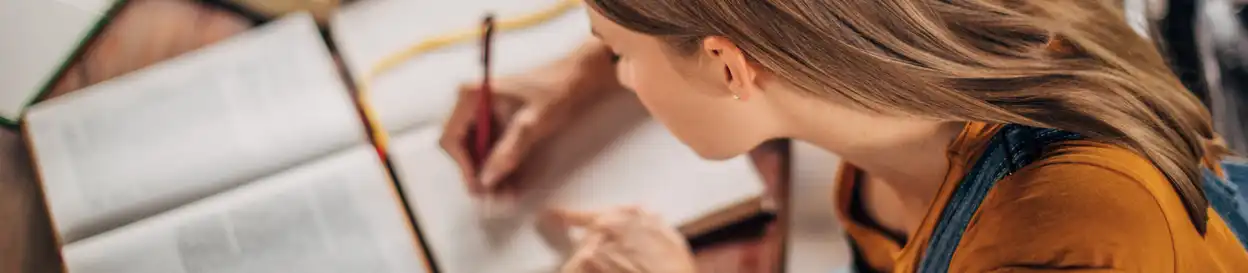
[553,207,697,273]
[440,38,620,195]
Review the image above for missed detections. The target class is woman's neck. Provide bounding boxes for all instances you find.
[838,121,963,209]
[789,110,965,210]
[763,83,966,237]
[762,84,965,207]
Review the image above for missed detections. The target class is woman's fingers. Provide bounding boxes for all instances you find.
[553,207,648,227]
[479,107,543,189]
[562,232,638,273]
[441,79,538,193]
[440,83,486,194]
[445,76,555,193]
[561,231,607,273]
[598,249,643,273]
[554,207,679,273]
[551,208,602,228]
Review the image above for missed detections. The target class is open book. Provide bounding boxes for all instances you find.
[0,0,122,125]
[330,0,768,272]
[23,13,429,273]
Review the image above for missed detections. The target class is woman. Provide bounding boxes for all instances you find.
[440,0,1248,272]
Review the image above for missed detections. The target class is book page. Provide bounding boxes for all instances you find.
[62,146,429,273]
[0,0,114,122]
[785,141,854,272]
[388,91,766,273]
[23,13,367,243]
[330,0,590,134]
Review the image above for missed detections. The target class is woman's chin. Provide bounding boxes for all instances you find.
[686,143,750,161]
[670,129,761,160]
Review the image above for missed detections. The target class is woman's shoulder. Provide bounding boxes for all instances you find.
[985,139,1185,218]
[950,139,1182,272]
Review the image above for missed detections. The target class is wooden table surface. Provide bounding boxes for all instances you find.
[0,0,791,272]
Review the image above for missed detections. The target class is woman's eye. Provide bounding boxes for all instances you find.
[610,53,622,64]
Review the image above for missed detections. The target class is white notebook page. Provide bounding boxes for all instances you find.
[388,92,765,273]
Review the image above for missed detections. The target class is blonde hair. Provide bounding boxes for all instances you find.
[588,0,1220,233]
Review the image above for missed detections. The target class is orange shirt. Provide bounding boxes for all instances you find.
[835,122,1248,272]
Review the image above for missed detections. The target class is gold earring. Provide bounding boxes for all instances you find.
[732,93,741,100]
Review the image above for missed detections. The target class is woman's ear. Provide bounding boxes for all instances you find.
[701,36,759,100]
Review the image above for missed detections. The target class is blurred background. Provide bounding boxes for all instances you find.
[1,0,1246,272]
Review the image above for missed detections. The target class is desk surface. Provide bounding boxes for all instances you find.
[0,0,790,272]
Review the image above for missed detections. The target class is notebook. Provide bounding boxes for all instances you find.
[330,0,769,272]
[23,13,430,273]
[0,0,122,126]
[387,91,766,273]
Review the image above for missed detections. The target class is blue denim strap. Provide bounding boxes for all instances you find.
[1223,160,1248,204]
[917,125,1082,273]
[1208,160,1248,249]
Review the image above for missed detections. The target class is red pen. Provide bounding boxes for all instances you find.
[470,14,499,169]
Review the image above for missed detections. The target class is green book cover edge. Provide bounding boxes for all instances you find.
[1,0,130,129]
